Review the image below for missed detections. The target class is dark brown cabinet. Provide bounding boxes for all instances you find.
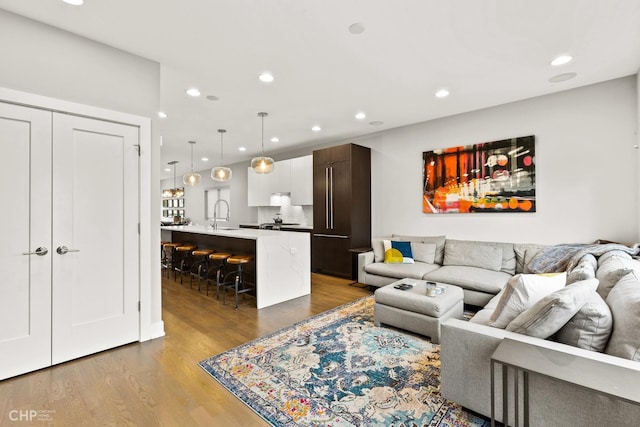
[312,143,371,278]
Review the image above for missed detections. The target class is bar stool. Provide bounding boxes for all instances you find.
[162,242,182,277]
[174,244,197,283]
[206,252,232,297]
[220,255,254,310]
[160,241,169,274]
[190,248,214,290]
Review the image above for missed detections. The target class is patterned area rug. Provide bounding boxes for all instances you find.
[199,297,490,426]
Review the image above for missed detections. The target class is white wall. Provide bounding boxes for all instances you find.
[0,10,159,117]
[348,76,638,245]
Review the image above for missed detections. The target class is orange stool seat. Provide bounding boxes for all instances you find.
[226,255,253,266]
[209,252,231,261]
[192,249,214,256]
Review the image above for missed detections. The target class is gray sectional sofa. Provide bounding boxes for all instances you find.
[360,235,640,425]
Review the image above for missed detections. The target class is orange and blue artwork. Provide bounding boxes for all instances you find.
[423,135,535,214]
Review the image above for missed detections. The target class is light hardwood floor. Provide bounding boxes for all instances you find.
[0,273,372,426]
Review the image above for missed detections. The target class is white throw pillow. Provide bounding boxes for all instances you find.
[489,272,567,329]
[505,279,598,338]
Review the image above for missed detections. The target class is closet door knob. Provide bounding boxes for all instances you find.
[22,247,48,256]
[56,246,80,255]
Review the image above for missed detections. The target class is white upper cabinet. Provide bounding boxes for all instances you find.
[290,155,313,205]
[269,159,291,194]
[247,156,313,206]
[247,167,270,206]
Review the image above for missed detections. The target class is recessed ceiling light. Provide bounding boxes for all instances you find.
[549,72,577,83]
[201,157,209,161]
[206,95,219,101]
[311,125,322,132]
[348,23,365,35]
[369,121,384,126]
[238,147,247,152]
[271,137,279,143]
[62,0,83,5]
[158,111,167,118]
[258,72,274,83]
[551,55,573,66]
[355,112,366,120]
[435,89,450,98]
[186,88,201,97]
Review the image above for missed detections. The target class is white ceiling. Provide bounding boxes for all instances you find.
[1,0,640,179]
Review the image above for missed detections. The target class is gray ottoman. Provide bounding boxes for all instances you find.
[374,280,464,344]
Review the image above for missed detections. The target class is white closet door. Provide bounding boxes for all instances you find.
[0,103,52,380]
[51,113,139,364]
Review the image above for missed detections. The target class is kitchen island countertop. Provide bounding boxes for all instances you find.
[161,224,299,239]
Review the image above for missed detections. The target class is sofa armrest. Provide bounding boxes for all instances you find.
[357,251,374,284]
[440,319,511,419]
[441,319,640,426]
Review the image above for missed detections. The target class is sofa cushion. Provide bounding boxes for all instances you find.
[489,272,567,329]
[555,291,612,352]
[595,254,640,299]
[598,250,632,265]
[443,241,503,272]
[513,243,548,274]
[364,261,440,280]
[605,271,640,361]
[566,254,597,285]
[392,234,446,264]
[505,279,597,338]
[445,239,516,275]
[410,242,437,264]
[423,265,512,295]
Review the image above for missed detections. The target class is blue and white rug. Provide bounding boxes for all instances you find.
[199,296,490,426]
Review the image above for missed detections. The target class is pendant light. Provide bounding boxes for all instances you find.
[166,160,180,197]
[251,112,275,174]
[183,140,201,186]
[211,129,232,182]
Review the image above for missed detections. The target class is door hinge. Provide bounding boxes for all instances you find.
[138,301,141,312]
[138,223,140,234]
[134,144,141,156]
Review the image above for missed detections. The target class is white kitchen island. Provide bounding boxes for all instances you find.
[161,225,310,309]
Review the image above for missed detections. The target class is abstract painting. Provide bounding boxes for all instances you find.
[423,135,535,214]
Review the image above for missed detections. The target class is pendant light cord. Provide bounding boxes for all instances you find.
[220,132,224,165]
[258,112,268,156]
[190,141,195,171]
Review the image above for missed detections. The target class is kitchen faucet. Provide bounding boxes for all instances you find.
[211,199,230,230]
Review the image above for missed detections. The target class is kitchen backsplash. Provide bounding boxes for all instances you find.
[257,203,312,225]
